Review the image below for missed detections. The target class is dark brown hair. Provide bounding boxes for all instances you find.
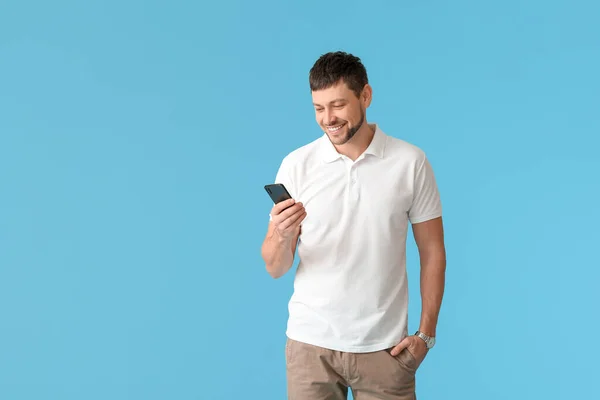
[309,51,369,98]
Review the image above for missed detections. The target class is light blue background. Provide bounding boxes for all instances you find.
[1,0,599,399]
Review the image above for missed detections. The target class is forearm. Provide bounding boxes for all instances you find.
[418,248,446,336]
[261,231,295,279]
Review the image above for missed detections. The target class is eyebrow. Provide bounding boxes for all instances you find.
[313,98,347,107]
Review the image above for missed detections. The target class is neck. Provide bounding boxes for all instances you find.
[335,122,375,161]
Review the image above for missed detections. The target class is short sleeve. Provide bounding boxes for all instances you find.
[408,156,442,224]
[274,157,293,192]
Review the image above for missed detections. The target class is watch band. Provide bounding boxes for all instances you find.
[414,330,436,349]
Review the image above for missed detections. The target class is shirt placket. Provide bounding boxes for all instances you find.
[346,159,360,204]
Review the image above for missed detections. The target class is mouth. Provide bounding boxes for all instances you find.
[326,123,346,134]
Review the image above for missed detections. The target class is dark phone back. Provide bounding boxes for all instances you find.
[264,184,292,204]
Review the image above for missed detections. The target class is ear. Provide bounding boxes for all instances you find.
[361,84,373,108]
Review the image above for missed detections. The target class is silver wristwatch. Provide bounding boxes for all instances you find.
[414,331,436,349]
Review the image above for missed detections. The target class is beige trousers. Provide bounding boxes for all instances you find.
[285,338,418,400]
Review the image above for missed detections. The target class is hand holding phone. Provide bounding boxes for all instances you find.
[264,183,306,240]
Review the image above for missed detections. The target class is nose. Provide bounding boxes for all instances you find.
[324,109,336,126]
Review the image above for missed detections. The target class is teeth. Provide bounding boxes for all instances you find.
[327,124,344,132]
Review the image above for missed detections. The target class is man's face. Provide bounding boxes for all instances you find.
[311,80,369,146]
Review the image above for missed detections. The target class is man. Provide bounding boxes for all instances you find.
[261,51,446,400]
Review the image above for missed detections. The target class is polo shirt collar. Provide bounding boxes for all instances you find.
[320,123,387,163]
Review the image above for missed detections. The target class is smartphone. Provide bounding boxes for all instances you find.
[264,183,292,204]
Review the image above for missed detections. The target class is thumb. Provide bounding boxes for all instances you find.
[390,337,410,357]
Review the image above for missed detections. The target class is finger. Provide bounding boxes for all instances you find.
[289,210,307,228]
[273,201,299,218]
[298,211,308,224]
[279,209,307,231]
[273,199,296,215]
[277,203,304,221]
[390,338,410,356]
[273,206,301,227]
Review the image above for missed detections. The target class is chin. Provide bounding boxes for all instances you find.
[329,134,351,145]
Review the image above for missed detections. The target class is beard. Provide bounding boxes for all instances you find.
[327,109,365,146]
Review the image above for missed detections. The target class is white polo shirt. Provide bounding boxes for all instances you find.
[273,124,442,353]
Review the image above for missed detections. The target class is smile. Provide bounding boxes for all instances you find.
[327,123,345,132]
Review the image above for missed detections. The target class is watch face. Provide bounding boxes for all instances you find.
[428,337,436,348]
[415,331,436,348]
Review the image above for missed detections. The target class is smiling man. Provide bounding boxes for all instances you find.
[261,51,447,400]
